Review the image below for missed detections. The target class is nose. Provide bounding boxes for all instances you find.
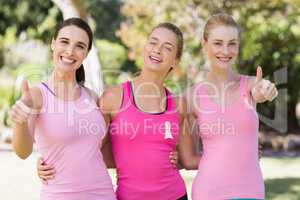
[222,45,229,55]
[65,44,75,55]
[152,44,162,54]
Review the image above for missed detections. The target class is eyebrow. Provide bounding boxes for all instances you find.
[59,37,88,47]
[150,37,175,47]
[212,39,238,42]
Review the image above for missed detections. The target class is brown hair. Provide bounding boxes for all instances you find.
[151,22,184,59]
[53,18,93,85]
[203,13,240,41]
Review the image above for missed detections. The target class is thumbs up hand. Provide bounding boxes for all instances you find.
[10,79,34,124]
[251,66,278,103]
[20,79,34,108]
[255,66,263,83]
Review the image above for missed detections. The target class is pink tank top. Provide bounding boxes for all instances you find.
[190,76,265,200]
[110,81,186,200]
[33,83,116,200]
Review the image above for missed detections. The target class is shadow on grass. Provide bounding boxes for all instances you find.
[265,178,300,200]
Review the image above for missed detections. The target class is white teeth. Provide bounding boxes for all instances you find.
[150,56,162,62]
[217,57,231,62]
[61,56,75,64]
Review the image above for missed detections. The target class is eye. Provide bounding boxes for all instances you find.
[229,42,237,46]
[165,46,172,51]
[60,40,68,44]
[77,45,85,49]
[213,42,222,46]
[149,41,156,45]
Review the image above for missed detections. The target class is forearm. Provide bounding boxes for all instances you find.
[189,155,200,170]
[181,154,200,170]
[12,123,33,159]
[102,150,116,169]
[100,138,116,169]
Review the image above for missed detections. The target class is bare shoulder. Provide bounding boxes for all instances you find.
[174,95,188,114]
[83,87,99,103]
[98,85,123,114]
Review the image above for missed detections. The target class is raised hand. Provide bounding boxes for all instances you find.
[251,66,278,103]
[10,79,34,124]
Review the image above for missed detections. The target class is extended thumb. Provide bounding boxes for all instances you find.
[21,79,30,95]
[256,66,263,82]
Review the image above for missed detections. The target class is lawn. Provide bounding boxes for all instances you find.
[179,157,300,199]
[262,157,300,200]
[0,151,300,200]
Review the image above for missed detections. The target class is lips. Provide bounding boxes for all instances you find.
[60,56,76,65]
[216,56,232,62]
[149,55,162,63]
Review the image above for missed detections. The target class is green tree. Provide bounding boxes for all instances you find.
[0,0,62,40]
[118,0,300,132]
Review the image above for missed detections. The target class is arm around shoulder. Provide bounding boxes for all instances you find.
[98,86,123,116]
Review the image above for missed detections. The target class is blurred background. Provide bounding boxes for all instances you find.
[0,0,299,199]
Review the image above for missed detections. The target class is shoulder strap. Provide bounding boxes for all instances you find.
[32,83,50,112]
[165,88,174,112]
[120,81,132,109]
[41,82,56,96]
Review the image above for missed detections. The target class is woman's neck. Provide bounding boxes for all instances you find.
[134,71,165,95]
[48,70,79,98]
[207,66,238,85]
[136,70,165,87]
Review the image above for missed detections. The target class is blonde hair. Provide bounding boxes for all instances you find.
[203,13,240,41]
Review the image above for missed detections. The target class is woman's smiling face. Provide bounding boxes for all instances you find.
[203,25,239,70]
[51,25,90,73]
[143,27,179,74]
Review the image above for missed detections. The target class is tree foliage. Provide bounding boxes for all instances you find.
[118,0,300,131]
[0,0,62,40]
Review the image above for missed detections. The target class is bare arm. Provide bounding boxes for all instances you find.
[98,86,123,168]
[177,97,200,170]
[11,81,42,159]
[100,112,116,168]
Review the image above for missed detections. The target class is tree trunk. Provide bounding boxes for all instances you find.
[51,0,104,94]
[288,101,300,132]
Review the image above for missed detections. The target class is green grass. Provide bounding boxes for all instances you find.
[265,178,300,200]
[109,157,300,199]
[261,157,300,200]
[179,157,300,199]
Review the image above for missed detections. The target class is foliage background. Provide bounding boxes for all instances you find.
[0,0,299,132]
[0,1,299,199]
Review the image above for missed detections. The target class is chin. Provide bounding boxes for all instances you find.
[57,65,77,73]
[214,61,232,70]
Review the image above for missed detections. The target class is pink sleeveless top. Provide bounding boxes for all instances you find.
[190,76,265,200]
[33,83,116,200]
[110,81,186,200]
